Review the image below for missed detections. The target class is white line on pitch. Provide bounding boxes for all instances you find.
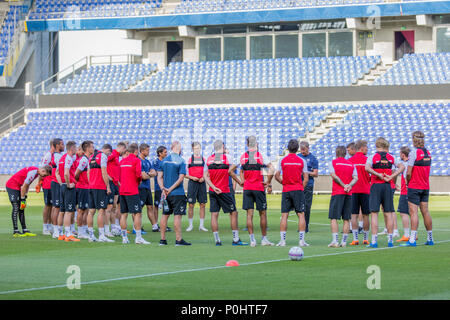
[1,239,449,296]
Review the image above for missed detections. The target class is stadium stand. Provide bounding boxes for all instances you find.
[47,63,157,94]
[0,102,448,177]
[132,56,381,92]
[28,0,162,20]
[372,53,450,85]
[314,102,449,175]
[0,5,24,67]
[173,0,385,14]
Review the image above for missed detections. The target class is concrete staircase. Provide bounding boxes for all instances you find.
[355,60,397,86]
[157,0,180,14]
[301,110,348,145]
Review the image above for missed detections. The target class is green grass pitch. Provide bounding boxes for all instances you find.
[0,192,449,300]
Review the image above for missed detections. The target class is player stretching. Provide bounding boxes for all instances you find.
[348,140,371,245]
[120,143,149,244]
[275,139,309,247]
[39,139,55,235]
[50,138,64,239]
[365,137,404,248]
[185,142,208,232]
[401,131,434,247]
[203,140,246,246]
[240,136,275,247]
[6,165,52,236]
[74,141,93,239]
[396,146,411,242]
[58,141,80,242]
[328,146,358,248]
[138,143,157,233]
[152,146,170,232]
[87,143,113,243]
[157,141,191,246]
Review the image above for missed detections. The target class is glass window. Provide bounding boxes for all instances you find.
[274,23,299,32]
[275,34,298,58]
[199,38,221,61]
[328,32,353,56]
[197,27,222,35]
[249,25,273,33]
[224,37,246,60]
[250,35,273,59]
[302,33,326,58]
[437,27,450,53]
[223,26,247,34]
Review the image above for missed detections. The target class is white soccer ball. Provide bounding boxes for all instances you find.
[288,246,304,261]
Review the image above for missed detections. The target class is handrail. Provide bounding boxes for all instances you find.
[0,106,25,136]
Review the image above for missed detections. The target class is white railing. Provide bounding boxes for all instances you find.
[0,106,25,137]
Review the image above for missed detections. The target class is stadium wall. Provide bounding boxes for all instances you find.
[37,85,450,108]
[1,175,449,193]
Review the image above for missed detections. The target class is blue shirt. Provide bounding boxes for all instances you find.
[157,153,186,196]
[152,157,163,191]
[298,152,319,187]
[139,156,153,190]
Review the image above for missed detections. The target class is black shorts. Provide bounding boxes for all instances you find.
[242,190,267,211]
[187,180,207,204]
[397,194,409,214]
[351,193,370,215]
[120,194,142,214]
[369,183,395,213]
[6,187,20,204]
[230,189,236,203]
[107,181,119,206]
[51,181,61,208]
[281,190,305,213]
[407,188,429,205]
[139,188,153,206]
[61,184,77,212]
[154,190,162,207]
[209,192,236,214]
[43,188,52,206]
[163,195,187,215]
[329,194,352,220]
[89,189,108,210]
[77,188,90,210]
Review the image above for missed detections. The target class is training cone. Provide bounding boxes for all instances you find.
[226,260,240,267]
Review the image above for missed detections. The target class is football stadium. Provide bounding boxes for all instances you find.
[0,0,449,304]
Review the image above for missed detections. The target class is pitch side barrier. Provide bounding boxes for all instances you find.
[37,84,450,108]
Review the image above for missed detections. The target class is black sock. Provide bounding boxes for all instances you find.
[18,209,28,232]
[12,203,19,232]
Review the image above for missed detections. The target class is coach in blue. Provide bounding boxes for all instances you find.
[298,141,319,233]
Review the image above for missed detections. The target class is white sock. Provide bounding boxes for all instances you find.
[280,231,286,242]
[58,226,63,233]
[404,228,410,237]
[152,223,159,230]
[71,224,75,232]
[88,227,94,237]
[410,230,417,243]
[262,235,268,241]
[188,218,193,227]
[394,229,398,234]
[371,234,378,244]
[352,230,358,241]
[65,226,71,237]
[249,233,255,242]
[383,228,387,233]
[213,231,220,242]
[349,221,353,231]
[135,229,142,240]
[388,233,393,243]
[299,231,305,242]
[121,229,128,239]
[363,230,369,241]
[427,230,433,242]
[342,233,348,244]
[99,227,105,237]
[53,224,58,232]
[358,221,363,228]
[105,224,110,233]
[332,233,338,243]
[232,230,239,242]
[199,218,204,227]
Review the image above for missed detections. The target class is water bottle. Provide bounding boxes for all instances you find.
[163,199,170,213]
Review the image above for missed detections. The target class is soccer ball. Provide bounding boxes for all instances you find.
[288,246,304,261]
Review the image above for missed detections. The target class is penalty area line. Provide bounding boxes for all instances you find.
[1,239,449,296]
